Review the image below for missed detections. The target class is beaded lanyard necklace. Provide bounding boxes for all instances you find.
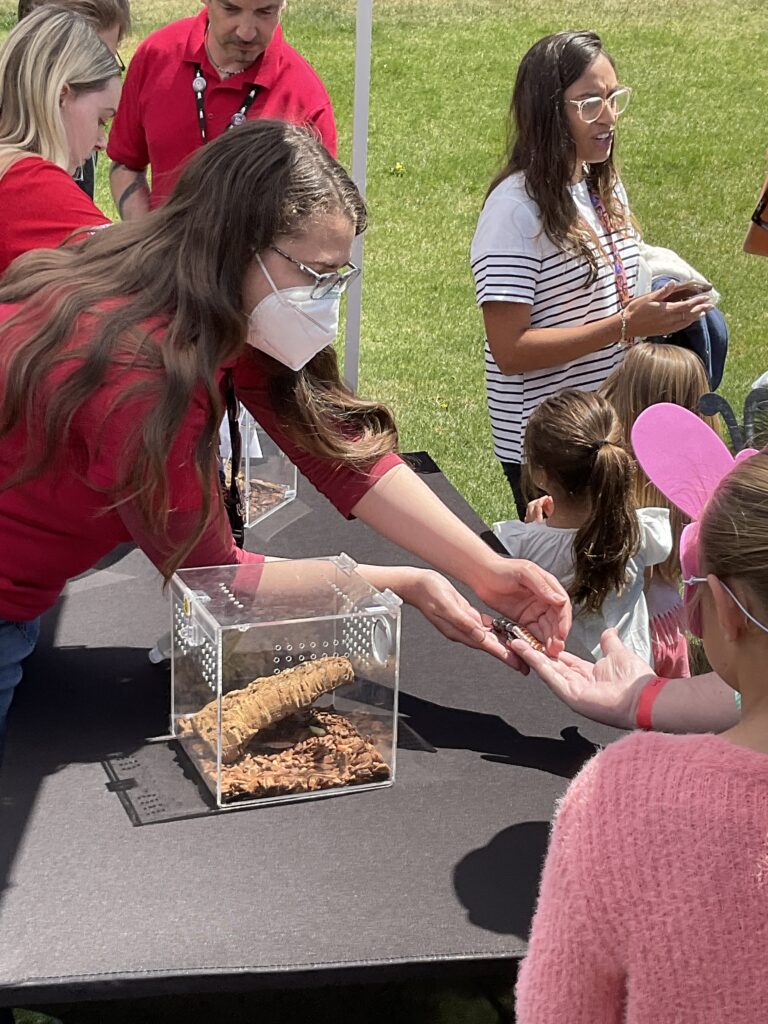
[586,185,632,307]
[191,63,259,144]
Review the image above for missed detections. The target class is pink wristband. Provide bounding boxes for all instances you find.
[636,676,670,731]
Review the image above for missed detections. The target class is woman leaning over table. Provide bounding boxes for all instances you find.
[0,119,571,760]
[471,30,712,517]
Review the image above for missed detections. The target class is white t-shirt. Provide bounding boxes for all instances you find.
[493,507,672,664]
[471,172,640,463]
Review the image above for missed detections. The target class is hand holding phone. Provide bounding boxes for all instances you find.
[665,281,713,302]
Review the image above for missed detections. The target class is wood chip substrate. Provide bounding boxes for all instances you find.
[183,708,391,801]
[176,657,391,801]
[245,478,290,519]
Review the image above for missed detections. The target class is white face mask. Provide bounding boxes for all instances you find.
[246,255,341,371]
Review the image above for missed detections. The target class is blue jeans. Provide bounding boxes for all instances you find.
[0,617,40,763]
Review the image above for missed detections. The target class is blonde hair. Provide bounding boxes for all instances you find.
[700,453,768,620]
[0,7,120,170]
[601,343,715,585]
[523,389,639,612]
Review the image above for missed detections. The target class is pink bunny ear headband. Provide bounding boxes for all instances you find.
[631,403,761,638]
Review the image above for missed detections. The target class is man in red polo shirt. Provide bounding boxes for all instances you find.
[107,0,337,218]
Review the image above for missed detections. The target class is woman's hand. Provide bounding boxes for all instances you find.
[352,465,571,661]
[394,567,527,669]
[525,494,554,523]
[624,280,714,338]
[507,627,654,729]
[470,555,572,657]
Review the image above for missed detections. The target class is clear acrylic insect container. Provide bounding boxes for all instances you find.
[221,410,297,528]
[169,555,400,810]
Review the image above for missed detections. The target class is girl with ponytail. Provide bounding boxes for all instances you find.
[494,389,671,662]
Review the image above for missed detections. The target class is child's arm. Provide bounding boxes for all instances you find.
[524,494,554,523]
[508,628,740,733]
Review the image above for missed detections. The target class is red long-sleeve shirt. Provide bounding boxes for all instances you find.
[0,305,400,620]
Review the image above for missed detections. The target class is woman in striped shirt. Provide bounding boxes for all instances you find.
[471,30,712,517]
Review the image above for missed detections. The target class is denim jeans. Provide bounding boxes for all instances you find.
[0,617,40,763]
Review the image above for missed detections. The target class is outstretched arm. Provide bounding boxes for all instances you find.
[351,463,572,663]
[509,628,740,733]
[356,564,520,667]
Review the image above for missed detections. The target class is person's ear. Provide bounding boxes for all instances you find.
[59,83,72,107]
[707,575,743,642]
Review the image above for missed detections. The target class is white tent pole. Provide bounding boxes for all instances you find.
[343,0,373,392]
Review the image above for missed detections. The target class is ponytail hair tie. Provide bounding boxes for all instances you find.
[591,439,611,452]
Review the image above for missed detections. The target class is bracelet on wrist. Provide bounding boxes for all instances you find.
[618,307,634,348]
[636,675,670,731]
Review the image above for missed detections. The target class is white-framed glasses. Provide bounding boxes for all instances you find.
[271,245,360,300]
[683,576,768,638]
[566,86,633,124]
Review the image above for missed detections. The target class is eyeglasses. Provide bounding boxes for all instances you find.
[271,245,360,299]
[566,86,632,124]
[115,51,126,74]
[683,575,768,640]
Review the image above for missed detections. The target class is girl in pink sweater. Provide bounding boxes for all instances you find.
[516,440,768,1022]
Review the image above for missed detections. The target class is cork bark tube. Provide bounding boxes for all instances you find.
[189,655,355,763]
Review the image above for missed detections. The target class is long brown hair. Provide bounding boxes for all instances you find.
[523,389,639,612]
[0,120,397,576]
[486,30,632,284]
[601,343,715,585]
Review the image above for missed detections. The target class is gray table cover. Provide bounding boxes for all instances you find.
[0,454,623,1005]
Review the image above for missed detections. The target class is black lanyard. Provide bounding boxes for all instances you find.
[192,65,259,144]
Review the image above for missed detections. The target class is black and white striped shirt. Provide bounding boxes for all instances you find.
[471,172,640,463]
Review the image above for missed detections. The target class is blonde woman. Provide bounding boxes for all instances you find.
[0,6,121,275]
[17,0,132,199]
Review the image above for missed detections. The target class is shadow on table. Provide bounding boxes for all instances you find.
[453,820,549,939]
[0,603,170,900]
[399,692,600,779]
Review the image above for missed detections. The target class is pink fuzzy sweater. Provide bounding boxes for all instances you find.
[516,731,768,1023]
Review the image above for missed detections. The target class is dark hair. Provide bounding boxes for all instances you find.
[487,30,631,283]
[18,0,131,39]
[523,389,640,612]
[0,120,397,577]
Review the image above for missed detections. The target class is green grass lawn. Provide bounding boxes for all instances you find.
[0,0,765,524]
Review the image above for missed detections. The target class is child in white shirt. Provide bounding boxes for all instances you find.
[493,389,672,663]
